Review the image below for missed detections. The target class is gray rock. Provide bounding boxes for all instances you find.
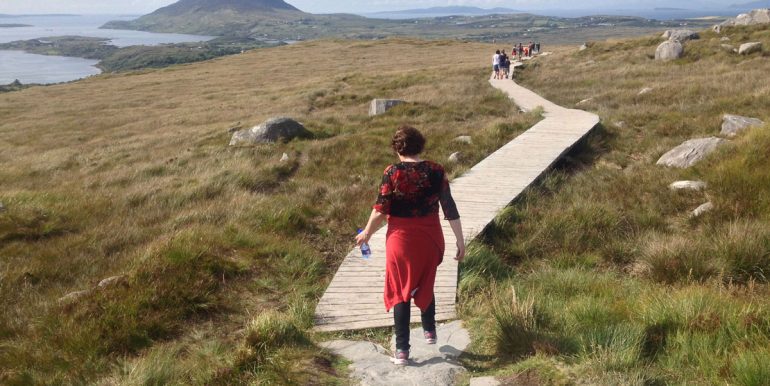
[691,202,715,218]
[721,44,736,51]
[638,87,653,96]
[280,152,290,162]
[229,117,311,146]
[0,202,5,212]
[721,114,765,137]
[97,275,126,289]
[713,24,722,34]
[577,97,593,106]
[322,321,470,386]
[669,180,707,191]
[656,137,728,168]
[369,99,405,116]
[454,136,473,144]
[58,290,90,303]
[721,36,731,42]
[579,43,588,51]
[739,42,762,55]
[655,40,684,61]
[448,152,462,163]
[470,377,501,386]
[720,8,770,27]
[662,29,699,42]
[227,122,242,134]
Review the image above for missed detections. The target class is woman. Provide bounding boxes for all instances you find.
[355,126,465,366]
[492,49,501,79]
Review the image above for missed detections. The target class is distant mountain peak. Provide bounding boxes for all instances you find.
[155,0,302,15]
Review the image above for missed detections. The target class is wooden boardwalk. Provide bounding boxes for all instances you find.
[314,72,600,332]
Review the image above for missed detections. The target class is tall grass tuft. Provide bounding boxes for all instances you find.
[491,285,540,359]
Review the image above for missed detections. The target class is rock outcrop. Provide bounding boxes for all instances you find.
[369,99,405,116]
[669,181,707,191]
[579,43,588,51]
[638,87,653,96]
[738,42,762,55]
[58,290,91,304]
[721,114,765,137]
[656,137,728,168]
[691,202,715,218]
[448,152,462,163]
[229,117,311,146]
[322,321,470,386]
[97,275,127,289]
[719,8,770,28]
[454,135,473,144]
[662,29,699,42]
[655,41,684,61]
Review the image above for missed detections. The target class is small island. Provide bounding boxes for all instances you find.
[0,23,32,28]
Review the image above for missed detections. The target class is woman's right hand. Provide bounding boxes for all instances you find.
[355,230,369,247]
[455,240,466,262]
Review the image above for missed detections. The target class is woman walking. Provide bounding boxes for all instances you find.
[356,126,465,366]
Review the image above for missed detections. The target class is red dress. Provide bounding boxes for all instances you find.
[373,161,460,312]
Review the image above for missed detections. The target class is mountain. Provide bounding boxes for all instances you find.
[366,6,520,18]
[101,0,307,35]
[730,0,770,8]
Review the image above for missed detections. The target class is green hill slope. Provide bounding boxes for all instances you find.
[460,24,770,384]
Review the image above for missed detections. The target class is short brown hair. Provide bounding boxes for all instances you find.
[391,126,425,156]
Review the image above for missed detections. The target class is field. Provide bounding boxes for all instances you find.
[0,38,538,384]
[459,24,770,384]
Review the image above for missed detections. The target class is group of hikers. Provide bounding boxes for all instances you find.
[492,42,541,80]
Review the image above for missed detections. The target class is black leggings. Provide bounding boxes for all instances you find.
[393,296,436,351]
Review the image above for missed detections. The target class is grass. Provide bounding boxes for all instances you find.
[0,38,539,384]
[459,23,770,384]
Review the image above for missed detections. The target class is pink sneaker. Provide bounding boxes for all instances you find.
[392,349,409,365]
[424,330,437,344]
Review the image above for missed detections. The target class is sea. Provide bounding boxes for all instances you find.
[0,14,213,85]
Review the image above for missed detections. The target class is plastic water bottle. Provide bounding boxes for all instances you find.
[357,229,372,259]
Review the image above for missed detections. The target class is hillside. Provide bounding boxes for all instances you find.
[459,23,770,384]
[0,38,538,384]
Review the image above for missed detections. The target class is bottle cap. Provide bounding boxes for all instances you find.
[357,228,363,234]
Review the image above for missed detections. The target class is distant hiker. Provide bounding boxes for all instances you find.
[536,42,541,54]
[355,126,465,366]
[529,42,535,57]
[500,50,511,79]
[518,43,524,58]
[523,45,529,57]
[492,50,501,79]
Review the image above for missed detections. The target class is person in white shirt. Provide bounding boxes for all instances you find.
[492,50,501,79]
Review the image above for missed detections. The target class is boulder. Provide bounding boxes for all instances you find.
[739,42,762,55]
[662,29,699,42]
[229,117,311,146]
[579,43,588,51]
[577,97,593,106]
[97,275,127,289]
[322,321,470,386]
[691,202,715,218]
[721,114,765,137]
[721,8,770,27]
[638,87,653,96]
[655,40,684,61]
[58,290,91,304]
[369,99,405,116]
[448,152,462,163]
[454,136,473,144]
[720,36,730,42]
[713,24,722,34]
[669,180,707,191]
[280,152,290,162]
[656,137,728,168]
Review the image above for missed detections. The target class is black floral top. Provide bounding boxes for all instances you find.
[373,161,460,220]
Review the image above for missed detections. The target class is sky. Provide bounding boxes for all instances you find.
[0,0,744,15]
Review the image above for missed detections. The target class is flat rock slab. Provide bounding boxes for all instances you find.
[739,42,762,55]
[370,99,405,116]
[656,137,728,168]
[722,114,764,137]
[323,321,470,386]
[655,40,684,61]
[669,180,707,191]
[470,376,501,386]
